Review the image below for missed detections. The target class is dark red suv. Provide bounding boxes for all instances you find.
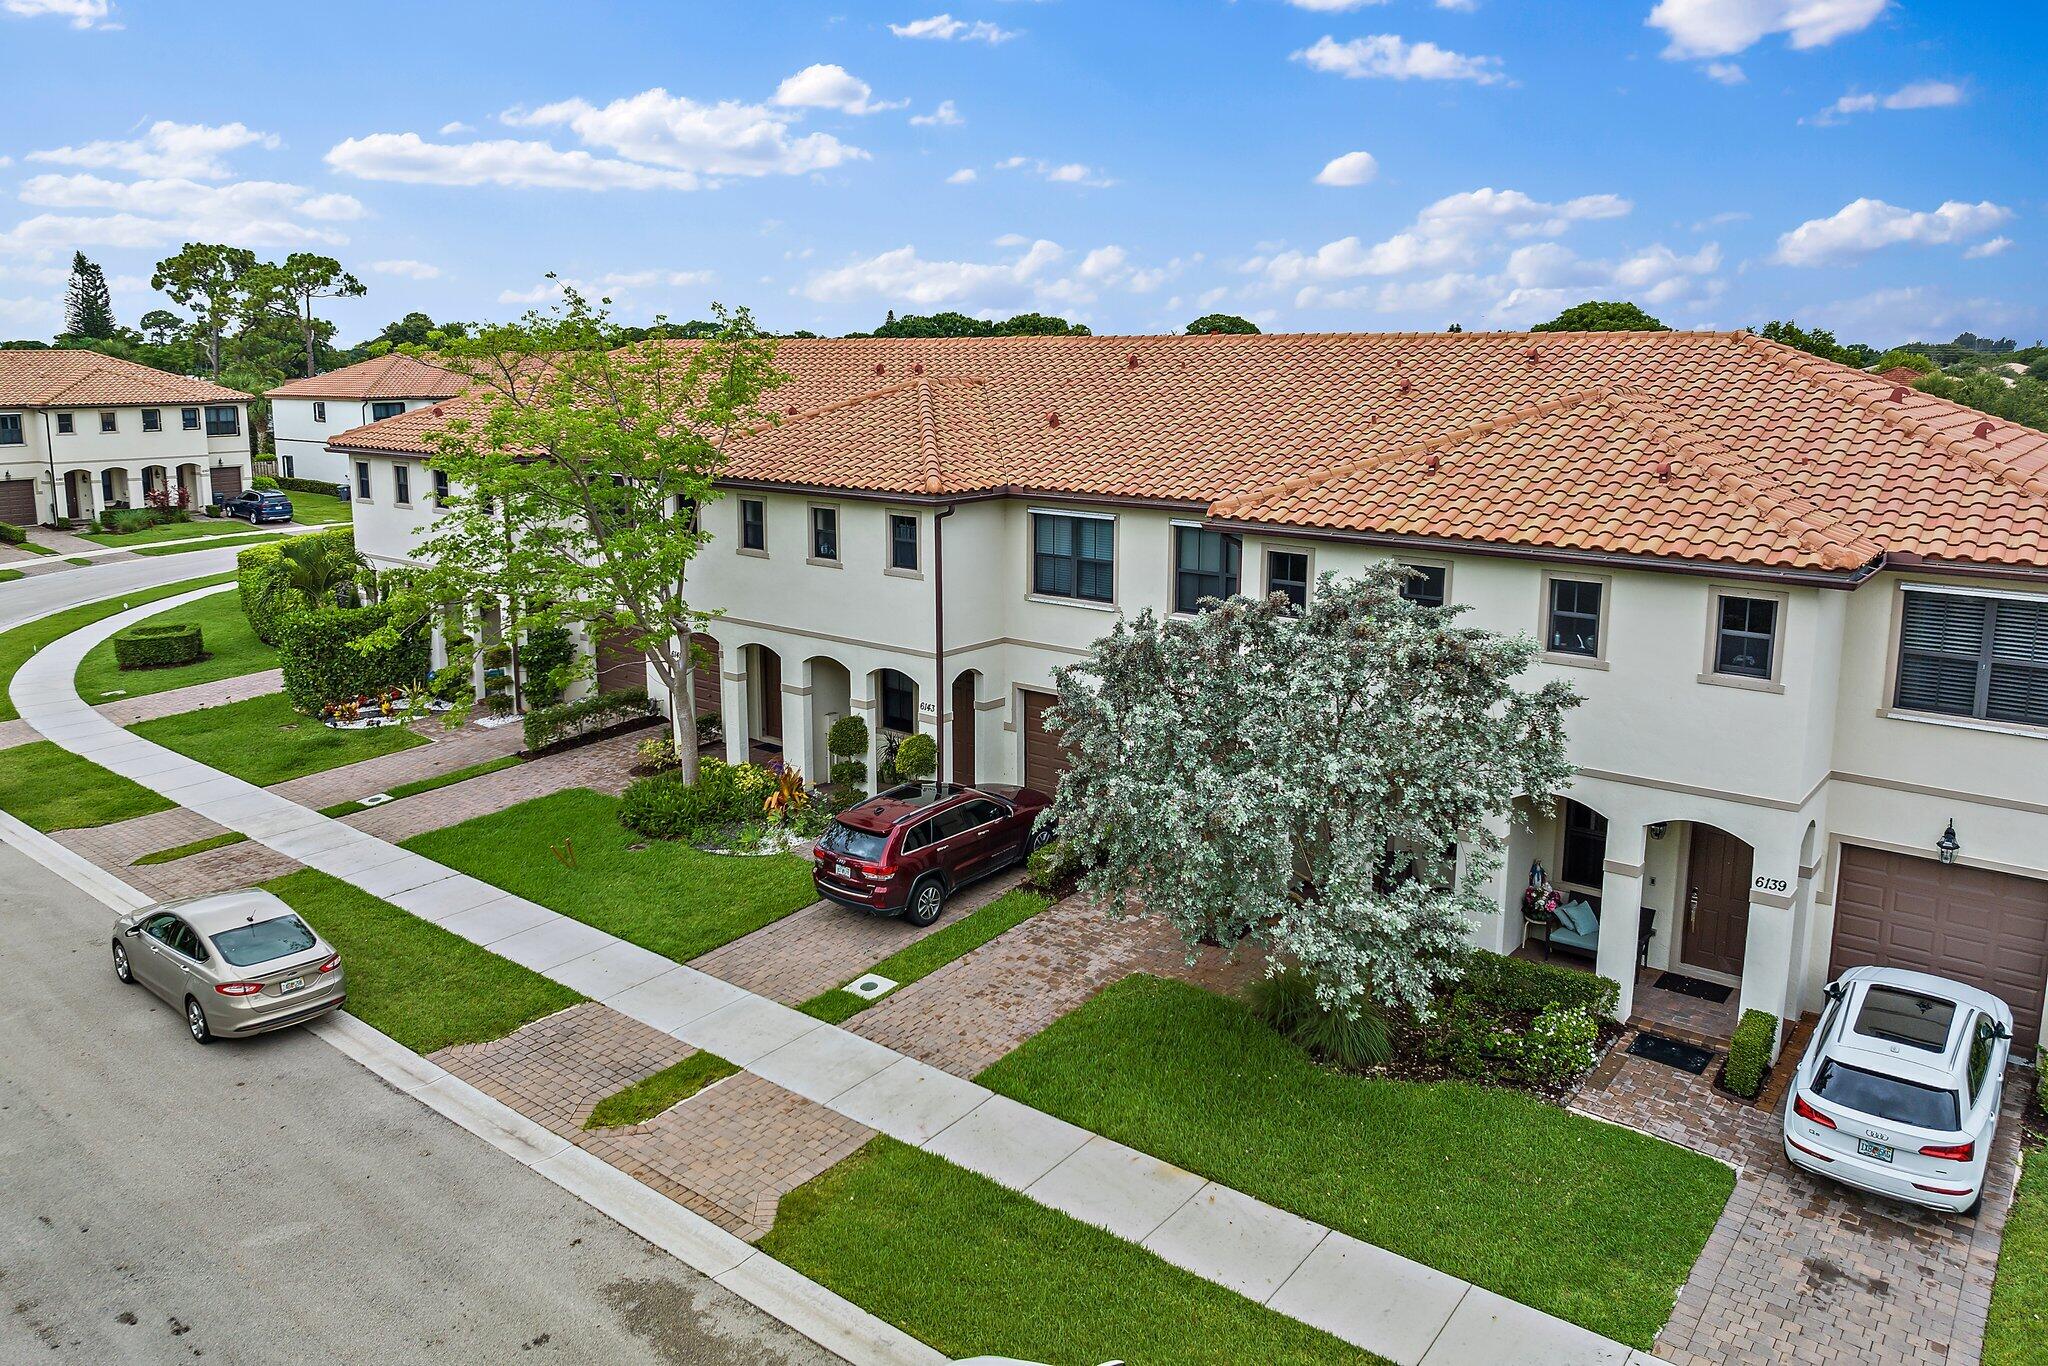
[812,782,1055,926]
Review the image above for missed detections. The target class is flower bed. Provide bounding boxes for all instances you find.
[320,688,450,730]
[618,755,843,853]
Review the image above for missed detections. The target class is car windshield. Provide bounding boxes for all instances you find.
[209,914,317,967]
[817,820,888,862]
[1811,1058,1960,1131]
[1854,986,1956,1052]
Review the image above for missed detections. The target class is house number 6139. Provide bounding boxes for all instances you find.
[1752,875,1790,894]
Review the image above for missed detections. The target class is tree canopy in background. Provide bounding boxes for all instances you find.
[245,253,366,378]
[1186,314,1261,335]
[1755,319,1880,368]
[62,253,116,341]
[1531,300,1668,333]
[849,309,1091,339]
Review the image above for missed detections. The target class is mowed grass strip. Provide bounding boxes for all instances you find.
[263,868,582,1054]
[1986,1139,2048,1365]
[0,570,236,722]
[761,1137,1385,1366]
[0,740,173,831]
[584,1051,740,1129]
[133,829,250,865]
[800,887,1050,1024]
[315,754,522,817]
[403,788,817,964]
[74,588,273,701]
[978,974,1735,1350]
[134,533,281,557]
[131,692,427,786]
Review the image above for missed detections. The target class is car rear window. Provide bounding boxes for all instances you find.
[210,914,317,967]
[818,820,888,862]
[1854,986,1956,1052]
[1811,1058,1960,1131]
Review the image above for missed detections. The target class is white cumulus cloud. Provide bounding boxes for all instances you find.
[946,167,977,184]
[1773,198,2013,266]
[890,13,1018,43]
[503,88,867,177]
[995,155,1115,188]
[772,64,905,116]
[910,100,964,127]
[370,259,441,280]
[1250,187,1631,287]
[1293,33,1505,84]
[1811,79,1964,124]
[328,133,704,190]
[1314,150,1379,187]
[3,0,118,29]
[1648,0,1888,60]
[2,172,362,255]
[29,121,280,180]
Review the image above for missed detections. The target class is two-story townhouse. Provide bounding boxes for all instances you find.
[329,331,2048,1056]
[266,354,465,485]
[0,350,253,526]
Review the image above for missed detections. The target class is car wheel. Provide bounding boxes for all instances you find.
[906,877,945,927]
[185,996,215,1045]
[1029,825,1056,853]
[111,940,133,985]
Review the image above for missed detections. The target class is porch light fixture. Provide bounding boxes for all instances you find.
[1647,823,1668,840]
[1937,820,1961,864]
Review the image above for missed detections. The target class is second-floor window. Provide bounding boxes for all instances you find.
[1174,525,1241,614]
[142,408,161,432]
[354,461,372,501]
[0,413,21,446]
[1401,564,1448,608]
[313,401,327,423]
[1712,594,1779,680]
[889,513,919,572]
[433,469,450,506]
[810,506,839,562]
[181,407,199,430]
[205,406,238,436]
[393,464,411,506]
[1266,550,1308,610]
[740,498,765,551]
[1032,511,1114,603]
[1895,589,2048,728]
[1545,577,1604,658]
[56,412,74,434]
[99,410,117,433]
[371,401,405,422]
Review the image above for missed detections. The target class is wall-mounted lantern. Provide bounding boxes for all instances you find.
[1937,820,1961,865]
[1647,823,1668,840]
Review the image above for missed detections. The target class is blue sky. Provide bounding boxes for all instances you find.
[1,0,2040,347]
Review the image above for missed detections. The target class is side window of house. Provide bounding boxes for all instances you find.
[205,406,238,436]
[1560,799,1608,890]
[1400,564,1447,607]
[1895,589,2048,727]
[181,407,200,430]
[1266,550,1308,610]
[1173,525,1241,614]
[881,671,914,731]
[1712,594,1779,680]
[354,461,372,501]
[313,401,327,423]
[740,498,766,551]
[371,401,405,422]
[1545,577,1604,657]
[889,513,919,571]
[393,464,411,506]
[0,413,21,445]
[57,412,74,434]
[433,469,451,505]
[1032,512,1114,603]
[99,410,117,433]
[810,506,839,562]
[142,408,161,432]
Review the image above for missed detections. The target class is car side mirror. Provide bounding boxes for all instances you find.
[122,925,141,937]
[1993,1022,2013,1042]
[1823,981,1845,1003]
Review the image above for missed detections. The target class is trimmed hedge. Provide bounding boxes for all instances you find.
[827,714,868,759]
[275,475,345,497]
[276,601,429,712]
[0,522,25,545]
[1455,948,1619,1020]
[113,622,204,670]
[522,688,655,752]
[238,527,354,644]
[1724,1009,1777,1100]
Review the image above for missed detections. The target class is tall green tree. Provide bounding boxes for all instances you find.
[1044,565,1579,1019]
[63,252,116,340]
[1532,301,1668,333]
[150,243,256,377]
[246,253,366,377]
[138,309,185,347]
[372,288,786,777]
[1185,313,1260,335]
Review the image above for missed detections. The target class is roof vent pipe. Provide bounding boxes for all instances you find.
[913,362,925,375]
[1890,387,1909,403]
[1976,421,1996,440]
[874,363,886,376]
[1524,345,1540,362]
[1655,459,1672,482]
[1047,412,1060,428]
[1127,354,1141,369]
[1398,378,1413,394]
[1424,452,1440,471]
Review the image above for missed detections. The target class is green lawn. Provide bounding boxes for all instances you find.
[762,1138,1382,1365]
[130,691,427,786]
[0,568,20,583]
[81,493,350,547]
[264,869,582,1054]
[800,888,1050,1024]
[74,589,273,701]
[403,788,816,964]
[279,490,353,525]
[978,975,1734,1350]
[1987,1143,2048,1365]
[0,571,236,722]
[0,740,173,831]
[18,541,57,556]
[585,1051,740,1129]
[134,533,281,557]
[134,830,250,865]
[315,754,522,816]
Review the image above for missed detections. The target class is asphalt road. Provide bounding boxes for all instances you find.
[0,840,841,1366]
[0,544,247,633]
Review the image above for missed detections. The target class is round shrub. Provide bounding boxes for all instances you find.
[113,622,203,671]
[893,731,936,781]
[827,714,869,759]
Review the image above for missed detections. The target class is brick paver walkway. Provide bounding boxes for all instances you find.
[435,1001,875,1241]
[1574,1026,2027,1366]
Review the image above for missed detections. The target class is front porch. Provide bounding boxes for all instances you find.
[1513,947,1743,1044]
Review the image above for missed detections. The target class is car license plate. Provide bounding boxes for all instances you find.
[278,977,304,994]
[835,861,852,878]
[1856,1138,1893,1163]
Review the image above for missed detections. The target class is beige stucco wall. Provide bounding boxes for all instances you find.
[0,401,250,520]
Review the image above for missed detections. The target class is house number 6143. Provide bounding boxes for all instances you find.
[1752,875,1790,894]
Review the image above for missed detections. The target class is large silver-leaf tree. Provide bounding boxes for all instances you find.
[1045,562,1579,1017]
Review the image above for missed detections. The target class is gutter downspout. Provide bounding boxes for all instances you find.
[933,503,956,784]
[41,411,60,524]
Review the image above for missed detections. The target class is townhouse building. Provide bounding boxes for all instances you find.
[267,353,464,485]
[331,331,2048,1056]
[0,349,252,525]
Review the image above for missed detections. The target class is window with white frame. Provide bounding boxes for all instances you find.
[889,512,919,571]
[740,498,766,551]
[99,410,117,433]
[1400,563,1448,607]
[142,408,161,432]
[0,413,21,446]
[1266,549,1309,610]
[1544,576,1604,658]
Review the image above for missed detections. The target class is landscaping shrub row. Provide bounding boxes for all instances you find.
[276,602,430,713]
[1723,1008,1777,1100]
[1454,947,1619,1019]
[112,622,204,671]
[0,521,24,545]
[273,474,346,497]
[522,688,656,752]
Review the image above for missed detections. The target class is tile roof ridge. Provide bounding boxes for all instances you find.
[1210,388,1614,517]
[1606,386,1883,571]
[914,377,946,495]
[1734,332,2048,501]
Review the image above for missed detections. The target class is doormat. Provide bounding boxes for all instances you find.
[1627,1031,1715,1075]
[1653,972,1734,1004]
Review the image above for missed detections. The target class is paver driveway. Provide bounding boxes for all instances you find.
[1574,1027,2026,1366]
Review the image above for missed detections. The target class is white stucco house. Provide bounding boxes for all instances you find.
[329,331,2048,1057]
[267,353,464,486]
[0,349,252,526]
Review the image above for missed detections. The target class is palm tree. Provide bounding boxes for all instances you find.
[281,539,358,608]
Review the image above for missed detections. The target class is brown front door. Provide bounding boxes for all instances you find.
[951,673,977,785]
[757,651,782,740]
[1021,690,1071,795]
[1684,825,1753,977]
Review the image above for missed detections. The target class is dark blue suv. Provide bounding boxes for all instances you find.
[225,489,294,524]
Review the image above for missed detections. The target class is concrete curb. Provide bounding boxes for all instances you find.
[0,814,945,1366]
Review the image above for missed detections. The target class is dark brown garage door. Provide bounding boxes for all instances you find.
[1833,846,2048,1049]
[592,621,649,696]
[0,478,38,527]
[1021,690,1071,795]
[211,465,243,500]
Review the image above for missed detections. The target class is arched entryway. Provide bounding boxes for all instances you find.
[805,656,853,781]
[139,464,168,505]
[950,669,979,785]
[1676,823,1754,980]
[749,645,785,756]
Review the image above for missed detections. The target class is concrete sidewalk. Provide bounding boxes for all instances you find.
[11,582,1655,1366]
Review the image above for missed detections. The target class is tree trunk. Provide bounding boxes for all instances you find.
[665,639,700,783]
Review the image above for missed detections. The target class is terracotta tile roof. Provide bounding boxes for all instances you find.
[329,331,2048,576]
[266,352,468,401]
[1876,365,1929,387]
[0,348,247,407]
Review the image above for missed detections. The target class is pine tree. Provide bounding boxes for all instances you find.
[64,252,116,340]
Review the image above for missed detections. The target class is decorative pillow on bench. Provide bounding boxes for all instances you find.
[1557,899,1598,937]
